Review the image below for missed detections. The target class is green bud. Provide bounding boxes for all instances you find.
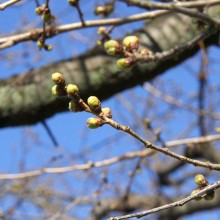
[97,26,106,35]
[191,189,202,201]
[42,11,55,23]
[68,0,77,6]
[87,96,101,108]
[104,40,123,56]
[123,35,139,52]
[51,85,65,96]
[95,6,106,15]
[52,72,65,85]
[116,58,134,69]
[66,84,79,95]
[102,107,112,118]
[35,7,43,15]
[37,40,44,48]
[194,174,207,186]
[69,100,77,112]
[87,117,102,129]
[44,44,53,51]
[204,191,215,201]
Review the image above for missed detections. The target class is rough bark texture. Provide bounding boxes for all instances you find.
[0,5,220,128]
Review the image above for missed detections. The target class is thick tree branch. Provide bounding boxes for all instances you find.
[1,5,220,128]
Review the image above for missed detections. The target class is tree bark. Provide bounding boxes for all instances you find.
[1,5,220,128]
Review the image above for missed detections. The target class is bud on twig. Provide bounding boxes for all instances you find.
[87,117,103,129]
[87,96,101,112]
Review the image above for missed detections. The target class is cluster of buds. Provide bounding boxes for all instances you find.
[95,2,114,17]
[191,174,215,201]
[51,72,67,96]
[51,73,113,129]
[104,35,153,70]
[35,5,55,24]
[37,38,53,51]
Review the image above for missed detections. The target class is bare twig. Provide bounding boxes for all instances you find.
[1,133,220,180]
[109,180,220,220]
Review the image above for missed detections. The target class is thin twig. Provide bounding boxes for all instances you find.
[109,180,220,220]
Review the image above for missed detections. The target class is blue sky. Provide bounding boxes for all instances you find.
[0,1,220,219]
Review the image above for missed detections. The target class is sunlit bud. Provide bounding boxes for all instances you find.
[123,35,139,52]
[191,189,202,201]
[95,6,106,15]
[102,107,112,118]
[194,174,207,187]
[44,44,53,51]
[116,58,135,69]
[42,10,55,23]
[97,27,106,35]
[204,190,215,201]
[37,40,44,48]
[105,3,114,15]
[66,84,79,95]
[87,96,101,108]
[140,48,153,56]
[87,117,103,129]
[35,7,43,15]
[104,40,123,56]
[52,72,65,85]
[69,100,78,112]
[51,85,65,96]
[68,0,77,6]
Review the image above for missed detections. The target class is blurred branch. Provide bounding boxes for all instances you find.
[0,133,220,180]
[0,10,167,50]
[109,180,220,220]
[0,0,21,10]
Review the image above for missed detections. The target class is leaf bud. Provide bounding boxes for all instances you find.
[123,35,139,52]
[116,57,135,69]
[52,72,65,85]
[66,84,79,95]
[194,174,207,187]
[68,100,77,112]
[102,107,112,118]
[37,40,44,49]
[87,117,103,129]
[140,48,153,56]
[104,40,123,56]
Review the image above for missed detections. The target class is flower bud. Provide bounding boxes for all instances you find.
[194,174,207,187]
[51,85,65,96]
[191,189,202,201]
[95,6,106,15]
[68,0,77,6]
[204,191,215,201]
[52,72,65,85]
[87,117,103,129]
[68,100,77,112]
[116,58,135,69]
[104,40,123,56]
[42,10,55,23]
[97,27,106,35]
[35,7,43,15]
[140,48,153,56]
[102,107,112,118]
[37,40,44,49]
[44,44,53,51]
[66,84,79,95]
[123,35,139,52]
[87,96,101,112]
